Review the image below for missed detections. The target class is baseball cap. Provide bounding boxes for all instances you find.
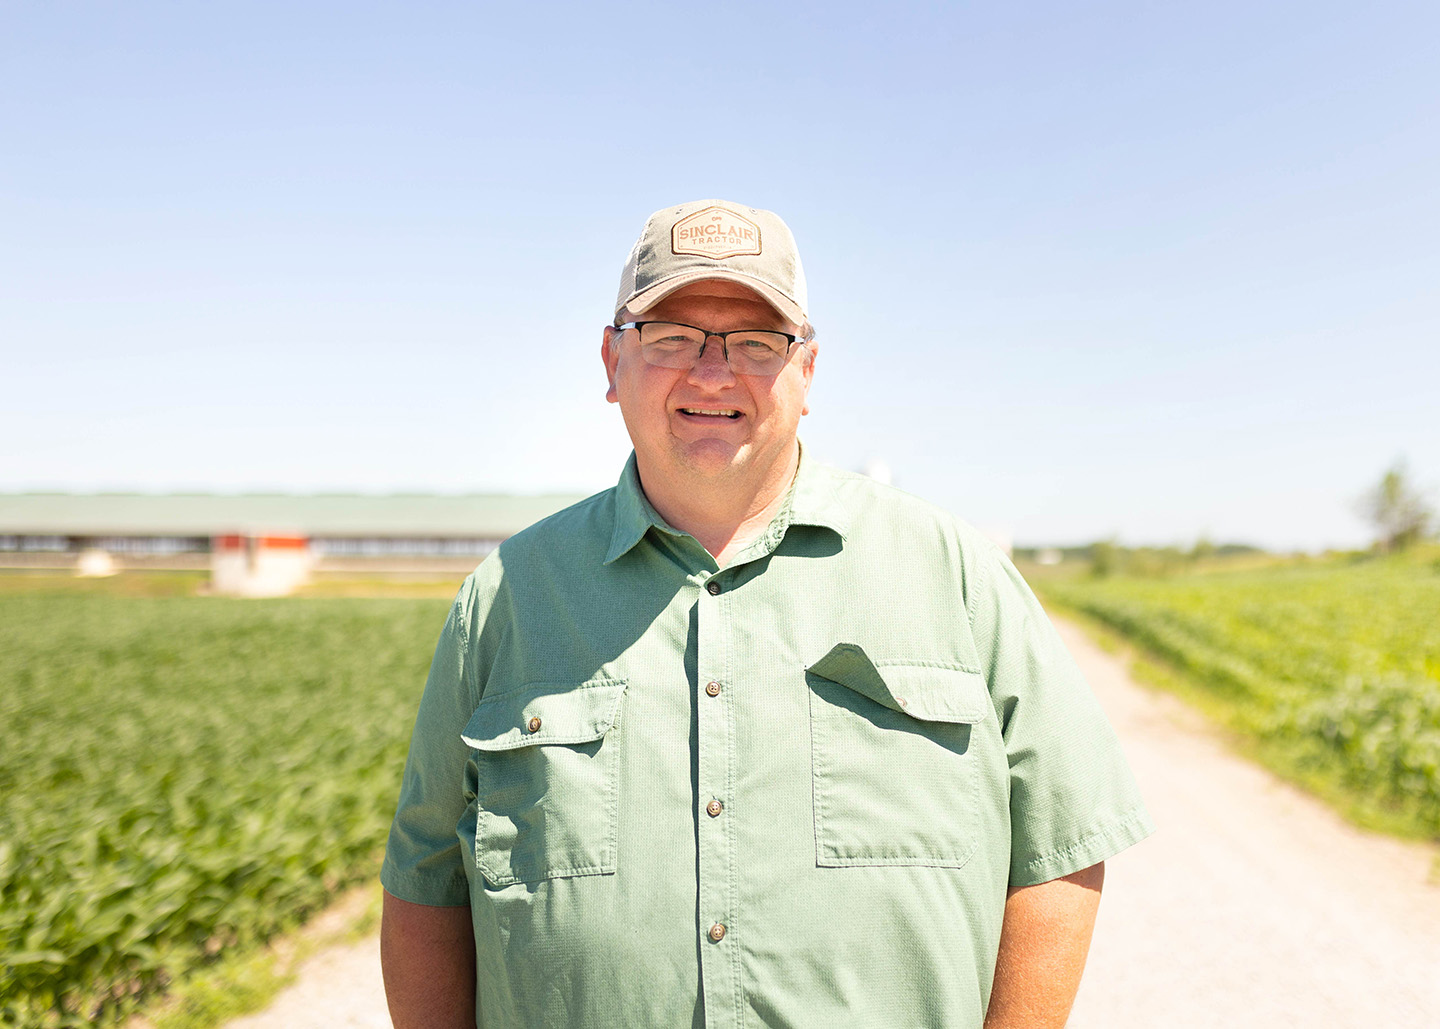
[614,199,810,332]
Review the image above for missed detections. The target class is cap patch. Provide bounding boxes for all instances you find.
[672,206,763,260]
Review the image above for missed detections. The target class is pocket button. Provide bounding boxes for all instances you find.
[527,716,542,733]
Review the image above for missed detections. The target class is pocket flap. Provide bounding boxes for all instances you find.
[462,679,627,751]
[807,644,989,724]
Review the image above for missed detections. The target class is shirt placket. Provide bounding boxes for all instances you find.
[694,568,742,1028]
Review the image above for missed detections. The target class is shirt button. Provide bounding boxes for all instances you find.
[706,581,722,595]
[527,716,541,733]
[705,681,721,697]
[708,923,727,942]
[706,799,723,817]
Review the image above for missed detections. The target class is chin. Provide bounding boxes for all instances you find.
[678,440,747,475]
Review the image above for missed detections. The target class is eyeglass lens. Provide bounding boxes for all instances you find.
[636,323,792,374]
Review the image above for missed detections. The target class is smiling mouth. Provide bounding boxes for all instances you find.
[679,408,742,420]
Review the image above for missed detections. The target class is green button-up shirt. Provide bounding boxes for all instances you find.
[382,448,1153,1028]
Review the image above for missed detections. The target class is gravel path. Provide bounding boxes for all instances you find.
[227,616,1440,1028]
[1061,617,1440,1027]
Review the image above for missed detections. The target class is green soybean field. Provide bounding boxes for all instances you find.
[0,584,450,1028]
[1038,556,1440,841]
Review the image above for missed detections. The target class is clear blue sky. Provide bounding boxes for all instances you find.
[3,1,1436,551]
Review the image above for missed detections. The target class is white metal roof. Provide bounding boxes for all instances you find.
[0,491,592,539]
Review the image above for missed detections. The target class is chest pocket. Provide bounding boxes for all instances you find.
[461,678,627,886]
[807,644,989,869]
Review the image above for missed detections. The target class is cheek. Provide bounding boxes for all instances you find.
[616,363,680,413]
[774,382,809,421]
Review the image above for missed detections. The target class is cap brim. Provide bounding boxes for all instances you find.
[621,270,807,331]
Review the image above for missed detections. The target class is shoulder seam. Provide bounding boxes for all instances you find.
[457,580,477,707]
[967,536,983,635]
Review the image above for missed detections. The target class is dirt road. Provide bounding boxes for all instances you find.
[1061,618,1440,1027]
[227,617,1440,1028]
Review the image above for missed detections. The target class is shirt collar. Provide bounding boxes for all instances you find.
[786,442,851,541]
[602,443,850,567]
[604,452,667,565]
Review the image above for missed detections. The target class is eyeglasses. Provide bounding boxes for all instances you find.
[615,321,810,376]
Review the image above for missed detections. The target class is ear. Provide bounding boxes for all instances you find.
[602,326,622,404]
[799,340,818,416]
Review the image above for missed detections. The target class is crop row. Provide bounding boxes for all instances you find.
[1039,559,1440,837]
[0,592,450,1028]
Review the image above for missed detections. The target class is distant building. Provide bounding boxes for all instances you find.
[211,534,313,597]
[0,492,588,593]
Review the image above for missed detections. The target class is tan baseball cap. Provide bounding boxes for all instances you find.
[614,199,810,332]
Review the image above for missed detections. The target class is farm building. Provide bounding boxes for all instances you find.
[0,492,587,595]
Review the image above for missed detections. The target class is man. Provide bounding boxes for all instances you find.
[381,199,1153,1028]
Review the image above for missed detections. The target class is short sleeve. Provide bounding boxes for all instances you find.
[380,573,483,906]
[967,540,1155,887]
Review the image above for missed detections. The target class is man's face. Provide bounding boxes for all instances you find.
[602,280,818,491]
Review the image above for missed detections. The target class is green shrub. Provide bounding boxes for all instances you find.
[1268,676,1440,826]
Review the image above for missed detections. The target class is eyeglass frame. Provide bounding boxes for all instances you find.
[612,320,813,372]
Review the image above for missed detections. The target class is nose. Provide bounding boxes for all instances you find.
[686,335,737,387]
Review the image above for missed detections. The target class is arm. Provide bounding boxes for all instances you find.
[984,861,1105,1029]
[380,890,477,1029]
